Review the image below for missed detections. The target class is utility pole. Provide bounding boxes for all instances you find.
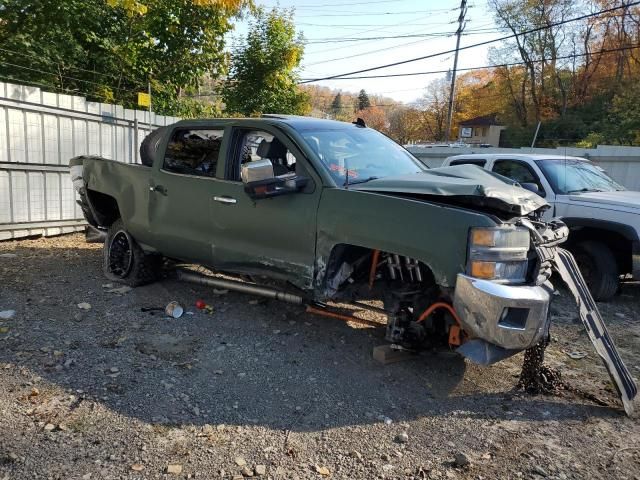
[445,0,467,142]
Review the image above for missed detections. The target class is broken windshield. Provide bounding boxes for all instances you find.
[300,128,424,185]
[535,159,624,194]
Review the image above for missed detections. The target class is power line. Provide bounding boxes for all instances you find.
[299,1,640,83]
[0,46,122,81]
[299,44,640,81]
[298,21,457,27]
[270,0,425,8]
[301,14,436,56]
[305,37,452,67]
[0,74,116,100]
[305,32,455,45]
[296,10,447,17]
[303,28,500,44]
[0,60,137,94]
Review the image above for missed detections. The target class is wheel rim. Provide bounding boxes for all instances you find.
[108,230,133,278]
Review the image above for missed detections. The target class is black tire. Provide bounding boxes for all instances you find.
[103,219,161,286]
[573,240,619,302]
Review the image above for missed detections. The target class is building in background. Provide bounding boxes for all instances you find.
[458,114,505,147]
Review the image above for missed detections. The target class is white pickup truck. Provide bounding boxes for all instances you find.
[443,153,640,301]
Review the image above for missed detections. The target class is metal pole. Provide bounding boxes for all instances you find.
[445,0,468,142]
[133,118,139,163]
[176,269,305,305]
[147,80,152,127]
[531,121,542,148]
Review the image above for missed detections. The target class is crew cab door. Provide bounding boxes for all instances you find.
[208,126,321,290]
[148,125,227,262]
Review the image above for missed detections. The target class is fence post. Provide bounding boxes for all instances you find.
[133,118,139,164]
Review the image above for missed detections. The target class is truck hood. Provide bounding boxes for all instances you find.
[567,190,640,212]
[351,165,548,216]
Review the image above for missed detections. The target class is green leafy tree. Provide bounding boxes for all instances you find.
[0,0,246,115]
[606,82,640,145]
[357,89,371,111]
[222,8,309,116]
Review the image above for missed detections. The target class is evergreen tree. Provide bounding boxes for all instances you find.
[358,89,371,110]
[331,92,343,116]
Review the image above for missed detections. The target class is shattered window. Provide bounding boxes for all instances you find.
[233,130,297,180]
[163,129,224,177]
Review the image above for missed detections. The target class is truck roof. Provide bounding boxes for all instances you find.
[446,153,589,162]
[172,115,358,132]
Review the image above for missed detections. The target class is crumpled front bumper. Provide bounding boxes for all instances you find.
[453,274,553,351]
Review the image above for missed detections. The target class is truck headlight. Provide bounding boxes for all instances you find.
[468,227,530,283]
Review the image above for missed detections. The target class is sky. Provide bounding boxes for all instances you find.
[229,0,501,104]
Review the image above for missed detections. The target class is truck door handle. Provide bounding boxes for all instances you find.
[214,196,237,205]
[150,185,168,195]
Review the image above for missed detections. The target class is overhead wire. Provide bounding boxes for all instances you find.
[299,44,640,80]
[0,46,123,81]
[299,1,640,83]
[0,60,138,94]
[304,36,454,67]
[259,0,420,8]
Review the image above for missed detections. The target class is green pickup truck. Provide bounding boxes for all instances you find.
[70,115,636,414]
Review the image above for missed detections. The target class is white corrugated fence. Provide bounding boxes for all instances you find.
[0,82,180,240]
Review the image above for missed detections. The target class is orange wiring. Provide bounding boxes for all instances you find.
[368,249,380,290]
[306,305,381,328]
[416,301,462,326]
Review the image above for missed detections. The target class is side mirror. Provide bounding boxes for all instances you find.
[241,159,275,183]
[241,160,308,199]
[520,182,545,197]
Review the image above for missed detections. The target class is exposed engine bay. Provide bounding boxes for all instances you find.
[318,218,636,416]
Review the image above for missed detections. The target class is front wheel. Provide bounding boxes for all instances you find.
[572,240,619,302]
[103,219,162,286]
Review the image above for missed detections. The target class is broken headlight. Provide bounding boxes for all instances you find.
[467,226,530,284]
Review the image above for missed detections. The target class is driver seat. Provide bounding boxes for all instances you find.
[257,139,290,176]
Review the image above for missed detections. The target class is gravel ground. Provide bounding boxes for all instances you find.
[0,233,639,480]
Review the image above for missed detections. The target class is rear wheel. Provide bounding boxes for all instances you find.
[573,240,619,302]
[103,219,162,286]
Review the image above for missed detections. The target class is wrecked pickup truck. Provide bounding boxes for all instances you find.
[70,115,636,414]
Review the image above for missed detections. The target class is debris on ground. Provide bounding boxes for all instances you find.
[166,464,182,474]
[105,285,132,295]
[564,350,588,360]
[453,452,470,467]
[518,339,563,394]
[164,301,184,318]
[314,465,331,476]
[77,302,92,310]
[0,310,15,319]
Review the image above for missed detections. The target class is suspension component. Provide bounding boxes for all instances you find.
[385,253,422,283]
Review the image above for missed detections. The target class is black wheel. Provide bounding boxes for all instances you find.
[573,240,619,302]
[103,219,162,286]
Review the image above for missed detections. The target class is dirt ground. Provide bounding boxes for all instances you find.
[0,233,639,480]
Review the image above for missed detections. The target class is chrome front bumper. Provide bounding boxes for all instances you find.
[453,274,552,350]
